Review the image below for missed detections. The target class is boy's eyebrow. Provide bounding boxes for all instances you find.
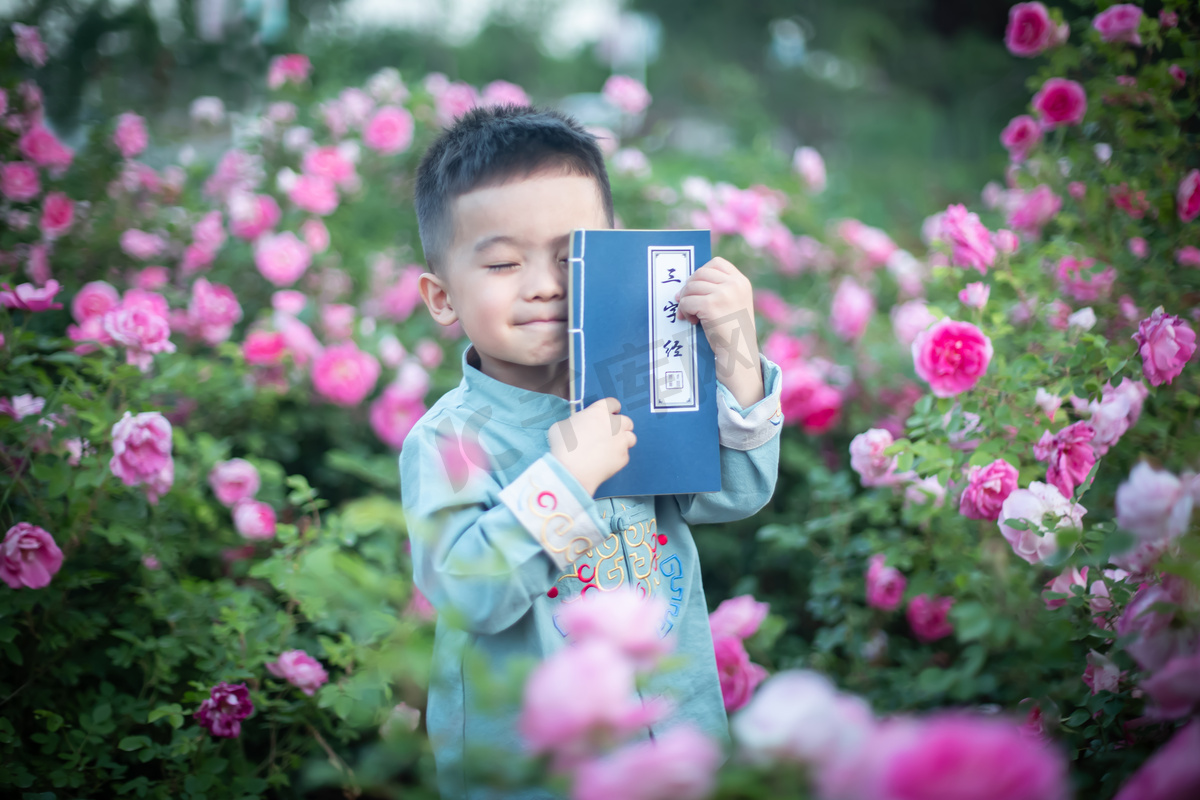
[474,235,521,252]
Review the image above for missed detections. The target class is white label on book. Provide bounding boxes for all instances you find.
[647,246,698,412]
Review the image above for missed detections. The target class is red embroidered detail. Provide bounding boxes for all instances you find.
[535,490,557,510]
[547,587,559,598]
[657,534,668,546]
[576,563,595,582]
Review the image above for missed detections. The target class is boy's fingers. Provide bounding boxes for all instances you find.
[592,397,621,414]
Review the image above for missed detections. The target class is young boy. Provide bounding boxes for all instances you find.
[401,104,783,798]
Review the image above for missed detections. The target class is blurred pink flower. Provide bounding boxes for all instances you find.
[1067,181,1086,200]
[958,282,990,309]
[1,279,62,311]
[941,204,995,273]
[1093,4,1142,45]
[39,191,73,238]
[276,314,323,367]
[560,588,672,667]
[1134,306,1196,386]
[243,330,286,365]
[850,428,900,487]
[865,554,906,611]
[709,594,770,640]
[1,522,63,589]
[890,300,936,347]
[837,218,897,267]
[254,232,312,287]
[266,649,328,696]
[109,411,174,503]
[481,80,531,108]
[1083,648,1122,694]
[1115,463,1194,544]
[435,82,480,127]
[1032,78,1087,128]
[113,112,148,159]
[369,383,426,450]
[1141,651,1200,719]
[959,459,1019,521]
[999,482,1084,564]
[1034,421,1096,498]
[906,594,955,643]
[1,161,40,201]
[792,146,826,193]
[363,106,414,155]
[195,681,253,739]
[119,229,166,260]
[602,74,651,114]
[320,303,356,341]
[134,266,169,291]
[272,290,307,315]
[1117,579,1200,672]
[104,297,176,371]
[713,635,768,712]
[830,276,874,341]
[288,174,338,216]
[233,499,276,540]
[12,23,48,67]
[572,725,720,800]
[1000,114,1041,160]
[1007,185,1062,237]
[0,394,45,420]
[1005,3,1058,56]
[1128,237,1148,258]
[1177,169,1200,223]
[18,125,73,171]
[415,338,444,369]
[187,278,242,345]
[301,145,356,187]
[1114,720,1200,800]
[208,458,261,508]
[912,318,993,397]
[1170,65,1188,86]
[1177,246,1200,267]
[1043,566,1088,610]
[228,193,280,241]
[267,54,311,90]
[312,342,380,406]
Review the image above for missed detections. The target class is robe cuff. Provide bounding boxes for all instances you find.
[498,455,608,570]
[715,354,784,451]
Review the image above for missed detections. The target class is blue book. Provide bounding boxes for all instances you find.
[568,229,721,499]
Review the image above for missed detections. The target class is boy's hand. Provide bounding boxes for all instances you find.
[676,257,765,408]
[548,398,636,496]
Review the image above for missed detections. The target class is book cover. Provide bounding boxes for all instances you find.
[568,229,721,499]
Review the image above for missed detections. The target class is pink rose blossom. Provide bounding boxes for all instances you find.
[72,283,121,325]
[891,300,936,347]
[1141,651,1200,720]
[1,522,64,589]
[187,278,242,345]
[941,204,996,273]
[243,330,286,365]
[104,299,175,372]
[1115,463,1194,543]
[1128,237,1148,258]
[434,82,480,127]
[999,481,1085,564]
[1005,3,1057,56]
[713,635,768,712]
[830,276,874,341]
[481,80,531,108]
[0,394,46,421]
[1093,4,1142,45]
[865,555,906,611]
[228,193,280,241]
[266,649,328,696]
[208,458,261,507]
[1159,10,1179,28]
[1,279,62,311]
[1000,115,1042,161]
[415,338,444,369]
[254,232,312,287]
[837,218,898,267]
[1,161,40,201]
[301,217,330,253]
[195,681,253,739]
[1007,184,1062,237]
[113,112,148,158]
[572,725,720,800]
[1034,421,1096,499]
[312,342,380,406]
[1169,65,1187,86]
[119,229,166,260]
[906,594,955,643]
[1177,169,1200,223]
[369,383,427,449]
[18,125,73,171]
[233,499,276,540]
[380,702,421,738]
[602,74,652,114]
[1083,649,1123,695]
[272,290,307,315]
[12,23,48,67]
[780,361,842,433]
[301,145,356,187]
[1043,566,1088,610]
[1032,78,1087,128]
[993,229,1019,255]
[134,266,169,291]
[792,146,826,193]
[288,173,338,215]
[1114,720,1200,800]
[1134,306,1196,386]
[379,265,424,321]
[1177,246,1200,267]
[267,54,310,90]
[320,303,356,341]
[850,428,900,487]
[912,318,993,398]
[560,587,673,667]
[276,314,323,367]
[109,411,174,503]
[38,192,73,238]
[709,594,770,640]
[958,282,990,309]
[959,459,1019,521]
[1117,579,1200,672]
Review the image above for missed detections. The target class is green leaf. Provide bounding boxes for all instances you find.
[92,702,111,724]
[951,601,992,642]
[118,735,152,751]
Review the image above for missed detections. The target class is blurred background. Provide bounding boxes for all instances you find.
[1,0,1047,242]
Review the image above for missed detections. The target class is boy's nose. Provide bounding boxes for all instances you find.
[525,255,566,301]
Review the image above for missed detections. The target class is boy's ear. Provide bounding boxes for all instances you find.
[418,271,459,327]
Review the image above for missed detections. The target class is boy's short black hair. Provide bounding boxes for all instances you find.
[414,104,614,271]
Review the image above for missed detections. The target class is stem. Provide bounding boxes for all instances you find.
[307,723,361,799]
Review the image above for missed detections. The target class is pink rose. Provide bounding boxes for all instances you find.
[1006,184,1062,237]
[312,342,380,406]
[134,266,169,291]
[1141,651,1200,720]
[109,411,174,503]
[781,362,842,433]
[18,125,73,171]
[319,303,355,341]
[1169,64,1188,86]
[266,649,329,696]
[941,204,996,273]
[276,314,323,367]
[187,278,242,345]
[301,145,356,188]
[792,146,826,193]
[959,459,1019,521]
[1068,181,1087,200]
[1034,421,1096,498]
[1134,306,1196,386]
[572,725,720,800]
[865,554,906,611]
[379,266,424,321]
[272,290,308,315]
[1114,720,1200,800]
[1093,4,1142,45]
[103,300,175,372]
[1177,169,1200,223]
[434,81,480,126]
[195,681,253,739]
[559,587,673,667]
[208,458,261,507]
[229,193,281,241]
[1117,580,1200,672]
[233,499,276,540]
[1000,114,1042,161]
[369,383,427,450]
[71,281,120,326]
[850,428,900,487]
[119,229,166,260]
[912,318,993,398]
[38,191,73,238]
[830,276,874,341]
[267,54,310,90]
[0,279,62,312]
[288,174,338,216]
[999,481,1085,564]
[254,232,312,287]
[906,594,954,643]
[13,23,48,67]
[1043,566,1088,610]
[709,594,770,640]
[1128,237,1148,258]
[958,282,990,309]
[1115,463,1194,543]
[1032,77,1087,128]
[113,112,148,158]
[837,218,898,266]
[0,394,45,420]
[907,475,946,506]
[1177,246,1200,267]
[713,635,768,712]
[481,80,531,108]
[1086,379,1146,456]
[243,330,286,365]
[1159,10,1179,28]
[1005,3,1057,56]
[1,522,64,589]
[1,161,40,201]
[602,74,652,114]
[891,300,936,346]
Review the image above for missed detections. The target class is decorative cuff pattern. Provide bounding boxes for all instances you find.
[716,355,785,451]
[498,456,608,570]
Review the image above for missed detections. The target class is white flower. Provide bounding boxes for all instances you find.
[999,482,1085,564]
[1068,307,1096,331]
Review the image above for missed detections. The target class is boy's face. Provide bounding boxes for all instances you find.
[421,169,610,392]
